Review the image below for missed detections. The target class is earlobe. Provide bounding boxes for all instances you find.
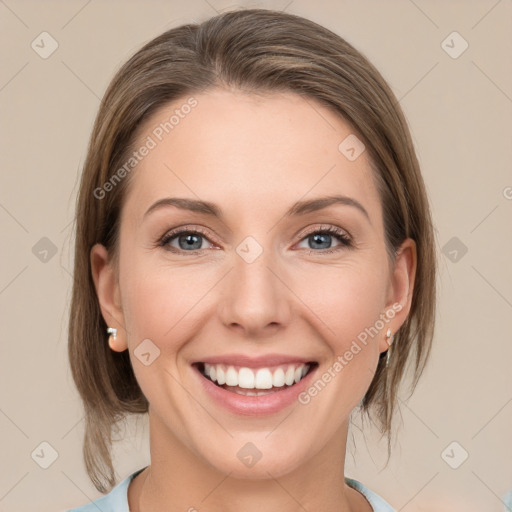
[379,238,417,354]
[90,243,128,352]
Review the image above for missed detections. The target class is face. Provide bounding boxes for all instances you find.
[92,88,415,479]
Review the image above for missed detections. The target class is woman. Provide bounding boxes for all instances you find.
[67,8,436,511]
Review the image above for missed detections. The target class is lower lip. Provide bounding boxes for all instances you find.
[193,364,318,416]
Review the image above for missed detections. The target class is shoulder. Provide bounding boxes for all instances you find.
[345,477,396,512]
[65,468,146,512]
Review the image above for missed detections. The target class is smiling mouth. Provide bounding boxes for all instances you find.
[194,362,318,396]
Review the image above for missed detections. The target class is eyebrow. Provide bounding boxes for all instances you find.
[143,195,371,224]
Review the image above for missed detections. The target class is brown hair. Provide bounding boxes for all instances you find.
[68,8,437,493]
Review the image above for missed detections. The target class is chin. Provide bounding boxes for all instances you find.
[196,437,311,480]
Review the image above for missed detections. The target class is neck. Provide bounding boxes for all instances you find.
[129,412,370,512]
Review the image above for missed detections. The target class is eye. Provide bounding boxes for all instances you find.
[296,226,352,254]
[160,226,216,253]
[158,224,353,255]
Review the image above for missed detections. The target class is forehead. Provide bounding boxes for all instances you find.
[122,89,381,224]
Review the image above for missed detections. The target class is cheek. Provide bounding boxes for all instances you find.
[294,260,388,343]
[119,253,216,346]
[294,262,387,395]
[291,266,387,434]
[118,257,202,405]
[340,278,386,345]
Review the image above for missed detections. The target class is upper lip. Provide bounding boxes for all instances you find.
[192,354,316,368]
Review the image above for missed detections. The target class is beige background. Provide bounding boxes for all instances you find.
[1,0,511,511]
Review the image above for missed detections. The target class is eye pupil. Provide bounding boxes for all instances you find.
[310,233,331,249]
[180,234,202,250]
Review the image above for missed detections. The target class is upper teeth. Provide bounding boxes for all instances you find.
[203,363,310,389]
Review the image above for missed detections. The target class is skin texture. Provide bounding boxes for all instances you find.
[91,89,416,512]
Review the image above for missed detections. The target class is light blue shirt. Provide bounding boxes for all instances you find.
[504,488,512,511]
[66,467,396,511]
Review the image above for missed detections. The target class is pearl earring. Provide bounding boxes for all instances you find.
[107,327,117,349]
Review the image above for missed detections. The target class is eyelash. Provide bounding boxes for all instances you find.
[158,224,353,256]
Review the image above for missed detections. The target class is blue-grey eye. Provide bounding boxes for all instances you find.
[161,229,214,252]
[296,227,351,252]
[309,232,334,249]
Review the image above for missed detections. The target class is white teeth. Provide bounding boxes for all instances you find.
[201,362,311,389]
[216,366,225,385]
[255,368,273,389]
[285,366,295,386]
[272,367,285,387]
[225,366,238,386]
[232,388,276,396]
[238,367,255,389]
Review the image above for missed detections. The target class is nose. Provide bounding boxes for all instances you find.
[218,243,292,338]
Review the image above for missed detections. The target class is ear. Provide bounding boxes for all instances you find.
[90,243,128,352]
[378,238,417,354]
